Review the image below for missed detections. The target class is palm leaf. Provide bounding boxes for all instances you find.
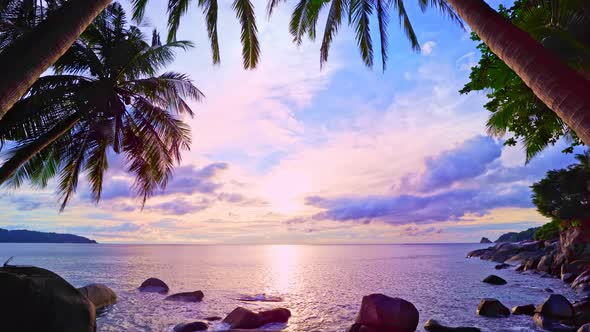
[349,0,373,67]
[320,0,345,68]
[233,0,259,69]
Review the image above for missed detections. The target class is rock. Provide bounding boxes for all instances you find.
[203,316,222,321]
[480,237,492,244]
[511,304,536,316]
[565,261,590,276]
[0,265,96,332]
[506,251,543,266]
[563,273,577,283]
[138,277,169,294]
[258,308,291,325]
[482,275,507,285]
[539,254,554,273]
[579,323,590,332]
[495,263,510,270]
[476,298,510,317]
[516,264,526,272]
[573,271,590,290]
[77,283,117,310]
[353,294,419,332]
[536,294,575,320]
[533,313,576,331]
[423,319,481,332]
[223,307,262,329]
[173,321,208,332]
[574,299,590,326]
[560,226,590,263]
[222,307,291,329]
[546,288,555,293]
[165,291,204,302]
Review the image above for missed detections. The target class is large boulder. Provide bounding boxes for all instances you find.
[482,275,507,285]
[579,323,590,332]
[77,283,117,310]
[572,271,590,291]
[536,294,575,320]
[560,226,590,262]
[533,313,576,331]
[574,299,590,326]
[476,298,510,317]
[495,263,510,270]
[423,319,481,332]
[222,307,291,329]
[165,291,204,302]
[511,304,536,316]
[138,277,169,294]
[538,254,554,273]
[353,294,419,332]
[173,321,208,332]
[0,265,96,332]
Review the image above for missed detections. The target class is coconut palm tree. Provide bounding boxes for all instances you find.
[0,2,203,210]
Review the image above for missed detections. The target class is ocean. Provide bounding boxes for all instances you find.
[0,243,579,331]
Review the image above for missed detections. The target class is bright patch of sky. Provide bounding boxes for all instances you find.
[1,0,580,243]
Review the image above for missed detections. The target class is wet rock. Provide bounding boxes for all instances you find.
[165,291,204,302]
[173,321,208,332]
[506,251,543,266]
[423,319,481,332]
[533,313,576,331]
[564,261,590,276]
[138,277,169,294]
[516,264,526,272]
[579,323,590,332]
[223,307,262,329]
[572,271,590,291]
[482,275,507,285]
[0,265,96,332]
[476,298,510,317]
[546,288,555,293]
[511,304,536,316]
[536,294,575,320]
[495,263,510,270]
[354,294,419,332]
[259,308,291,325]
[222,307,291,329]
[77,283,117,310]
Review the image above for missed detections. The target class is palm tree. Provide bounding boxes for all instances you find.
[0,0,113,120]
[461,0,590,162]
[0,3,203,210]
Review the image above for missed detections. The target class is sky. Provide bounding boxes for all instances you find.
[0,0,583,244]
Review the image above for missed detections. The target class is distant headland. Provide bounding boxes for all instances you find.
[0,228,97,244]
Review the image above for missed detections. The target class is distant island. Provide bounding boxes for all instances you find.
[494,227,540,243]
[0,228,97,243]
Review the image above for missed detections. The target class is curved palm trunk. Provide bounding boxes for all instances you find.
[446,0,590,147]
[0,0,112,119]
[0,114,80,185]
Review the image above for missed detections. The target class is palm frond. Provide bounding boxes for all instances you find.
[166,0,191,42]
[375,0,389,71]
[233,0,259,69]
[392,0,419,52]
[320,0,345,68]
[198,0,220,64]
[349,0,373,67]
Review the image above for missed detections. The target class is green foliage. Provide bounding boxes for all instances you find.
[534,220,560,241]
[531,152,590,223]
[460,0,590,162]
[0,3,203,210]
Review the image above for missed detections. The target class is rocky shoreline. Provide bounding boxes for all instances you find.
[467,226,590,331]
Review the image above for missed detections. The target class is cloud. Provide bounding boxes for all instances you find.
[421,41,437,55]
[148,197,211,215]
[418,135,501,191]
[402,226,443,236]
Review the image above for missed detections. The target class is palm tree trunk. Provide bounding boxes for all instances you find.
[0,114,80,185]
[446,0,590,147]
[0,0,112,119]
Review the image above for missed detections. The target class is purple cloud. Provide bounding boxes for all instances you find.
[148,197,211,215]
[418,135,501,191]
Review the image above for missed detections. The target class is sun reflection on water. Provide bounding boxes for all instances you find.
[265,245,300,293]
